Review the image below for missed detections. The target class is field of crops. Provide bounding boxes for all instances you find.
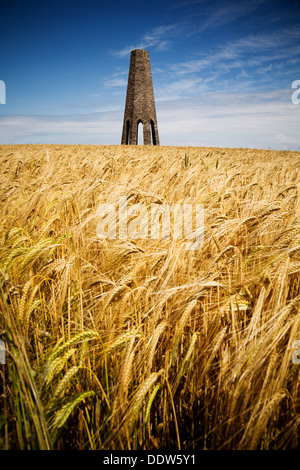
[1,144,300,450]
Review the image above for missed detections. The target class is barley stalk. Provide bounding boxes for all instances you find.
[51,390,95,433]
[2,144,300,450]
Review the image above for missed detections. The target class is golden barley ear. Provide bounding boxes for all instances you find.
[50,390,95,437]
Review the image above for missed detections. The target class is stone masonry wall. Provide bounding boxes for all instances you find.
[121,49,160,145]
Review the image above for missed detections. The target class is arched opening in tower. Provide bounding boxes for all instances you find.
[150,120,157,145]
[137,120,143,145]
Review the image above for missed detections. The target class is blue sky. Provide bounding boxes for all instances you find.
[0,0,299,149]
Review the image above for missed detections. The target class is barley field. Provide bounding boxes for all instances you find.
[1,144,300,450]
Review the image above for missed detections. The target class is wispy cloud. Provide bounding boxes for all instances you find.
[0,112,123,145]
[103,78,127,87]
[157,88,299,149]
[163,26,300,103]
[156,76,216,102]
[113,24,182,58]
[112,1,267,58]
[194,0,267,32]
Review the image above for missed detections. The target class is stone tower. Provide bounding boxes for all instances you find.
[121,49,160,145]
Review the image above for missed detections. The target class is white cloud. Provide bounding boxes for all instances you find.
[113,24,182,58]
[1,88,299,150]
[170,29,300,78]
[156,77,207,101]
[103,78,127,88]
[156,89,300,149]
[194,0,267,32]
[0,112,123,144]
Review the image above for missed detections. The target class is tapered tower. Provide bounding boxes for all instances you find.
[121,49,160,145]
